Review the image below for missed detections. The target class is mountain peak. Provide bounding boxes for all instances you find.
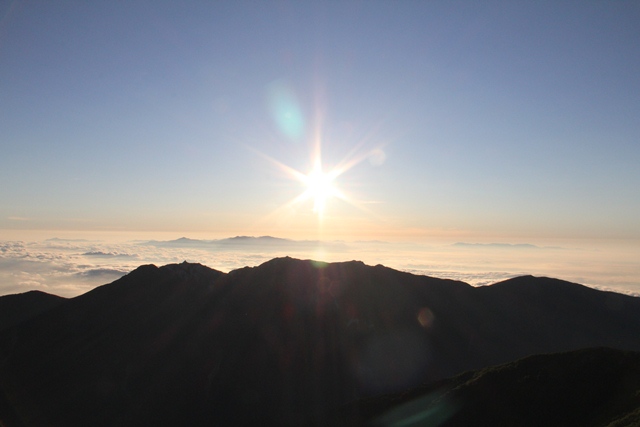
[157,261,225,281]
[252,256,370,272]
[126,263,159,277]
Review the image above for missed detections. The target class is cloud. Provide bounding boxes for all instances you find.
[0,241,26,254]
[401,268,522,287]
[76,268,129,278]
[0,237,638,298]
[82,251,138,258]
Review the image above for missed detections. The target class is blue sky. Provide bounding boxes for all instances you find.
[1,0,639,242]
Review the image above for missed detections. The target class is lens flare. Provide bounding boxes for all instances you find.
[251,140,385,227]
[267,80,305,141]
[256,85,388,228]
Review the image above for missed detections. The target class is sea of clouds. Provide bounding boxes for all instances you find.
[1,237,638,298]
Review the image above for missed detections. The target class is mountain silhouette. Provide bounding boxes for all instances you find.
[0,290,66,332]
[1,258,640,426]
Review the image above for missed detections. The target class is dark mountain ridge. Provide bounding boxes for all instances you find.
[1,257,640,426]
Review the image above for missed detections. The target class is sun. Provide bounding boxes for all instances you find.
[301,162,339,216]
[252,136,381,222]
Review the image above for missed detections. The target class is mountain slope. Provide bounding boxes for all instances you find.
[353,347,640,427]
[1,258,640,426]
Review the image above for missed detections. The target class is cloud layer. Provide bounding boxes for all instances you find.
[1,237,638,298]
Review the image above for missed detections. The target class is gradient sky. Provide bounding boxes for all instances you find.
[1,1,639,242]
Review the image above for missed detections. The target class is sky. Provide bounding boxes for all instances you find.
[1,1,639,296]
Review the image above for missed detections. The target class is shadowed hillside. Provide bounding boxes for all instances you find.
[1,258,640,426]
[349,347,640,427]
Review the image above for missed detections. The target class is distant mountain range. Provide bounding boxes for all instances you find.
[141,235,349,251]
[1,258,640,426]
[149,237,548,251]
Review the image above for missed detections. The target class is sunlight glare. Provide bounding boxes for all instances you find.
[253,94,387,227]
[252,143,382,225]
[302,162,339,216]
